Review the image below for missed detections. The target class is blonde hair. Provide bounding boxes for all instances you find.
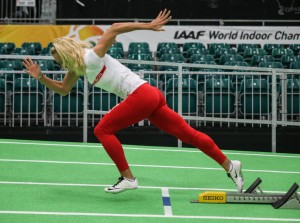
[51,37,91,76]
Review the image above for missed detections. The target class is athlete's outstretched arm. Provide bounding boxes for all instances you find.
[22,57,79,96]
[93,9,172,58]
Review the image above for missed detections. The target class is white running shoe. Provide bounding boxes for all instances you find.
[227,160,244,193]
[105,176,138,193]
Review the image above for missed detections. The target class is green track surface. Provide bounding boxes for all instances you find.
[0,139,299,223]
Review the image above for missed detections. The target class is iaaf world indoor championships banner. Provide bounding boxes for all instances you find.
[0,25,299,51]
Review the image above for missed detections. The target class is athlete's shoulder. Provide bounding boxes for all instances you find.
[84,48,104,69]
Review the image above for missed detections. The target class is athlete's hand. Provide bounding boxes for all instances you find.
[22,57,43,80]
[149,9,172,31]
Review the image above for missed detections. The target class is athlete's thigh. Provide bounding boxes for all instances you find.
[148,104,188,136]
[99,87,160,133]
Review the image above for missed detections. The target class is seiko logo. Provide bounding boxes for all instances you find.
[203,196,224,201]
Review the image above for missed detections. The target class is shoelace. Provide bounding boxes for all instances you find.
[227,171,238,186]
[227,162,238,182]
[112,176,125,188]
[227,172,235,180]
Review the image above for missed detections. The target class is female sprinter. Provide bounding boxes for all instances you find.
[23,9,244,193]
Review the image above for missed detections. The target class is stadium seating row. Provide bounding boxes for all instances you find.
[1,41,299,58]
[0,76,299,123]
[1,58,300,77]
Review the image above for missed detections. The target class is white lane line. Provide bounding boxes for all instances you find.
[0,210,299,222]
[0,140,299,159]
[0,181,288,194]
[0,158,299,174]
[161,188,173,216]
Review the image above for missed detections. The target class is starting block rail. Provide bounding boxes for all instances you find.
[191,178,300,209]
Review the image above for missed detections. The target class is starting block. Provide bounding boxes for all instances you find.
[191,178,300,209]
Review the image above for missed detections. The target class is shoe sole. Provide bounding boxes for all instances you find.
[104,187,138,194]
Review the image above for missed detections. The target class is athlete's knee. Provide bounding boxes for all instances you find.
[195,132,216,150]
[94,122,110,141]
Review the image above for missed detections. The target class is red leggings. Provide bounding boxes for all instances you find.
[94,83,227,172]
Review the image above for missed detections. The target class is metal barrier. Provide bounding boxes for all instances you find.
[0,55,300,152]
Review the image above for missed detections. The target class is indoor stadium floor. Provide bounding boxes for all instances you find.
[0,138,299,223]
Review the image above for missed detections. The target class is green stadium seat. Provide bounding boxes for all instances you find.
[183,42,205,53]
[224,62,250,82]
[159,53,185,63]
[0,60,14,70]
[1,42,16,54]
[12,59,23,70]
[128,42,150,51]
[213,47,237,62]
[244,48,267,63]
[157,47,181,58]
[224,61,249,67]
[0,59,23,70]
[290,62,300,69]
[250,55,274,67]
[288,44,300,55]
[36,60,48,71]
[258,62,284,86]
[263,44,284,54]
[12,78,44,114]
[157,42,178,53]
[22,42,42,55]
[185,48,209,60]
[189,54,215,64]
[144,77,157,87]
[12,47,35,55]
[107,47,124,57]
[0,47,8,55]
[53,78,84,113]
[203,77,235,116]
[166,77,198,115]
[128,53,152,61]
[208,43,230,55]
[35,60,55,71]
[237,44,260,55]
[47,42,53,49]
[190,67,219,88]
[0,68,20,83]
[88,87,119,111]
[111,42,124,50]
[159,66,179,82]
[190,63,218,76]
[281,55,299,68]
[219,54,244,65]
[189,62,218,80]
[258,62,283,69]
[128,47,151,55]
[239,78,271,115]
[40,47,51,55]
[271,48,294,61]
[109,54,123,59]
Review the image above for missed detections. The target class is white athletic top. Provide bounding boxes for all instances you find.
[84,48,147,99]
